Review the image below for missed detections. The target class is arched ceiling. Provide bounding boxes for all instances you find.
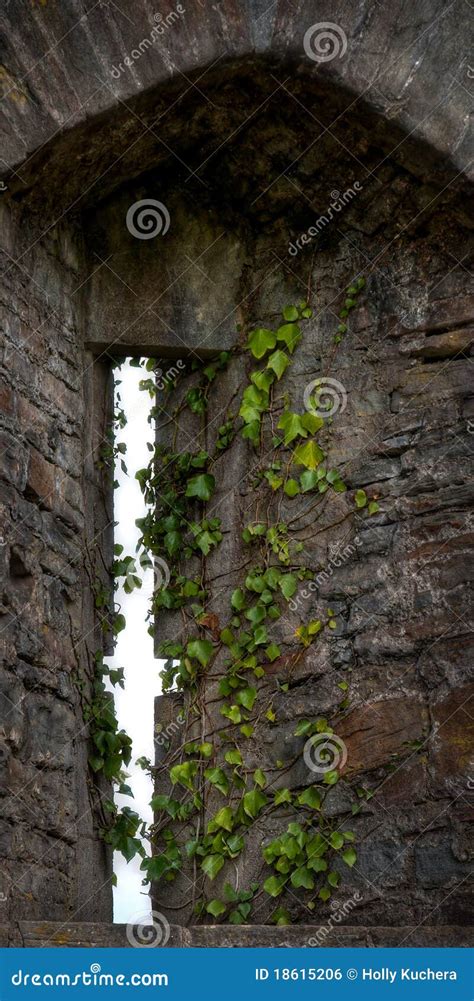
[0,0,472,217]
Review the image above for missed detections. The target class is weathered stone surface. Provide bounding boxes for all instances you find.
[0,0,472,947]
[7,921,473,948]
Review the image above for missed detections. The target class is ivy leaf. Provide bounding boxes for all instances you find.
[231,588,246,611]
[170,761,197,791]
[253,625,268,646]
[201,854,225,880]
[319,886,331,902]
[279,574,297,600]
[284,478,300,497]
[240,724,254,738]
[206,899,227,918]
[342,847,357,867]
[368,500,380,515]
[300,412,324,434]
[212,807,234,833]
[277,411,305,444]
[274,788,292,805]
[185,474,215,502]
[293,440,325,470]
[276,323,301,353]
[253,768,267,789]
[204,767,230,796]
[328,871,340,887]
[236,686,257,711]
[267,349,290,380]
[225,748,243,767]
[298,787,321,809]
[272,906,292,925]
[264,875,285,897]
[282,305,299,321]
[355,489,367,508]
[290,866,314,890]
[265,642,281,662]
[186,639,214,667]
[247,327,276,359]
[299,469,320,492]
[330,832,345,850]
[251,369,275,392]
[243,789,267,819]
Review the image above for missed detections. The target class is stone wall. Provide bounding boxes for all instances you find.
[150,123,474,931]
[0,200,113,923]
[0,0,472,945]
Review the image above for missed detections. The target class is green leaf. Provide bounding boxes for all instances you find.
[240,724,254,738]
[368,500,380,515]
[323,769,339,785]
[236,686,257,711]
[198,742,213,758]
[276,323,301,353]
[274,788,292,805]
[279,574,297,600]
[277,411,305,444]
[185,474,215,502]
[265,642,281,662]
[319,886,331,902]
[204,767,230,796]
[247,327,276,359]
[264,875,285,897]
[170,761,197,791]
[293,440,325,470]
[201,854,225,880]
[231,588,246,611]
[212,807,234,833]
[282,305,299,321]
[298,787,321,809]
[342,847,357,867]
[284,478,300,497]
[243,789,267,819]
[328,871,340,887]
[206,899,226,917]
[267,349,290,380]
[299,469,320,492]
[300,412,324,434]
[330,832,344,850]
[186,639,214,667]
[253,768,267,789]
[251,369,275,392]
[291,866,314,890]
[354,489,367,509]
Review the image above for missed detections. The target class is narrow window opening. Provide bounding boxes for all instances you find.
[105,358,157,923]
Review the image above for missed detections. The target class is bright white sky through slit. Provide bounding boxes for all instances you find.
[105,359,160,924]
